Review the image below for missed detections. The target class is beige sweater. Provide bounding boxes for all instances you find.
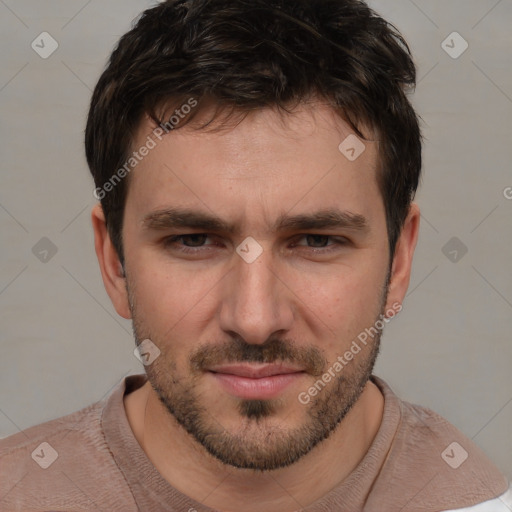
[0,374,509,511]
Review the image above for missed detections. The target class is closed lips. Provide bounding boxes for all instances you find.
[208,364,304,378]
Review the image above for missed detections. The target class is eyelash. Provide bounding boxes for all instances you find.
[163,234,348,255]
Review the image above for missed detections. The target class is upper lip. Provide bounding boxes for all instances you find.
[208,363,304,378]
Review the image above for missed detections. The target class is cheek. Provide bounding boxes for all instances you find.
[128,254,223,334]
[129,265,213,371]
[290,264,385,347]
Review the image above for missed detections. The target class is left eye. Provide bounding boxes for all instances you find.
[163,234,347,254]
[296,235,335,248]
[291,235,349,253]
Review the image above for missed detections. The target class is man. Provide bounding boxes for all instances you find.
[0,0,510,510]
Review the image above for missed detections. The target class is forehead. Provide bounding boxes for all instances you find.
[124,102,383,231]
[134,100,378,165]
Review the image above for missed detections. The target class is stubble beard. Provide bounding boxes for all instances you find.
[128,280,387,471]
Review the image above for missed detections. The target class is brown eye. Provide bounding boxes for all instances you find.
[179,234,209,247]
[293,235,348,251]
[305,235,330,248]
[163,234,217,254]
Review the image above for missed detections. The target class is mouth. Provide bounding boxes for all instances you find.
[207,363,306,400]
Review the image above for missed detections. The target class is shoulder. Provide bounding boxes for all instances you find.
[0,398,103,454]
[0,395,136,511]
[442,486,512,511]
[367,377,510,512]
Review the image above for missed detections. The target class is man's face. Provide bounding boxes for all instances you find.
[121,103,392,470]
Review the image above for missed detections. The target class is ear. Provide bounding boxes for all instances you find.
[91,203,132,319]
[384,203,420,312]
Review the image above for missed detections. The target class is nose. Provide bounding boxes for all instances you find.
[218,247,294,345]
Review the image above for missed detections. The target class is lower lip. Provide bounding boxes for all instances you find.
[209,371,305,400]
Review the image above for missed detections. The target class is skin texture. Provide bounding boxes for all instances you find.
[92,101,420,511]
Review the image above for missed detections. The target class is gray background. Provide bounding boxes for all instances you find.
[0,0,511,482]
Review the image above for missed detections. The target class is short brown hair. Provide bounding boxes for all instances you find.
[85,0,422,266]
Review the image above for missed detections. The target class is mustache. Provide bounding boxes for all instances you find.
[190,337,327,376]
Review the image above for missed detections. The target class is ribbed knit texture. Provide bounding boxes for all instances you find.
[0,374,508,511]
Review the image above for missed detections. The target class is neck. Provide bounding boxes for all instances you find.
[124,378,384,512]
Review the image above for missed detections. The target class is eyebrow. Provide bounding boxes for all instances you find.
[141,207,369,235]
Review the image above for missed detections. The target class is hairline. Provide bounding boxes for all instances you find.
[112,99,396,267]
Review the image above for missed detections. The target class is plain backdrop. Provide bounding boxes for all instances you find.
[0,0,511,480]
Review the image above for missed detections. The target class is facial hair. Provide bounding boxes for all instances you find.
[128,279,388,471]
